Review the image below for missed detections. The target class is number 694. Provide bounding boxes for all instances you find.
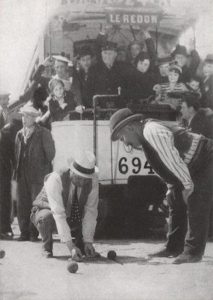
[118,157,154,175]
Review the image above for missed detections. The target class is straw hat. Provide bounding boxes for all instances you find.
[70,151,98,178]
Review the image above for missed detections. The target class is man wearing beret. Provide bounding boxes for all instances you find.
[31,150,99,260]
[14,103,55,241]
[109,107,213,264]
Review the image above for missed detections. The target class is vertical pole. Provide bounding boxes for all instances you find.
[93,96,97,162]
[155,25,158,56]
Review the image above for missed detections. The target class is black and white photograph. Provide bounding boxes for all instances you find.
[0,0,213,299]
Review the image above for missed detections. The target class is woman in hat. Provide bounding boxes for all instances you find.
[130,51,156,103]
[14,102,55,241]
[30,150,99,259]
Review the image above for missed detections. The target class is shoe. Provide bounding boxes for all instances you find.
[30,236,40,242]
[173,253,202,264]
[16,235,30,241]
[42,250,53,258]
[148,247,181,258]
[0,232,13,240]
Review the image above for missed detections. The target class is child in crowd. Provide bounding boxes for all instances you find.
[37,78,78,127]
[153,64,187,109]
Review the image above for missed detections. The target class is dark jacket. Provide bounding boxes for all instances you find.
[131,69,156,102]
[201,75,213,110]
[48,92,76,122]
[0,120,22,177]
[15,124,55,184]
[189,108,213,139]
[91,60,134,101]
[179,50,200,83]
[72,68,96,108]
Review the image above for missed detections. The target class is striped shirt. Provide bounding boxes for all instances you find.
[143,121,193,190]
[157,82,188,109]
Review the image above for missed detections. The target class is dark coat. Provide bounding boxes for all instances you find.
[48,92,76,122]
[0,120,22,176]
[176,50,200,83]
[91,61,134,101]
[130,69,156,102]
[189,108,213,139]
[15,124,55,184]
[72,68,96,108]
[201,75,213,110]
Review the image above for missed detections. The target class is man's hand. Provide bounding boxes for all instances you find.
[75,105,85,114]
[84,242,95,258]
[182,184,194,204]
[66,240,83,262]
[71,247,83,262]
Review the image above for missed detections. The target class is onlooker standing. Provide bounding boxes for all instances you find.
[14,103,55,241]
[131,52,156,102]
[0,119,22,239]
[155,56,172,84]
[73,47,95,108]
[180,92,213,139]
[0,91,10,130]
[171,44,200,83]
[154,64,187,109]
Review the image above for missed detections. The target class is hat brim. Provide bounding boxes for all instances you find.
[111,114,144,141]
[70,162,98,178]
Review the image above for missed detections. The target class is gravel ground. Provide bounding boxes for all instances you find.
[0,222,213,300]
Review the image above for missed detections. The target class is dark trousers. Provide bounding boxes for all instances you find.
[0,171,12,233]
[31,209,84,253]
[17,172,42,238]
[166,157,213,257]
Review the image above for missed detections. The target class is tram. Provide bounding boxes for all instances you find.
[9,0,199,238]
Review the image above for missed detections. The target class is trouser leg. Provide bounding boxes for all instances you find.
[166,186,187,253]
[31,209,55,252]
[184,191,212,256]
[29,184,43,238]
[184,159,213,256]
[0,173,12,233]
[17,175,31,238]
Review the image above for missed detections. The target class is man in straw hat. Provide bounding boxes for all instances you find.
[31,150,99,260]
[109,107,213,264]
[14,102,55,241]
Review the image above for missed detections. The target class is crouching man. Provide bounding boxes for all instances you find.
[31,151,99,261]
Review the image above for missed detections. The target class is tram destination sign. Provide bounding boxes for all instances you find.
[106,11,159,25]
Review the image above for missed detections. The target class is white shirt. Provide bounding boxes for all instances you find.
[143,121,193,190]
[44,171,99,243]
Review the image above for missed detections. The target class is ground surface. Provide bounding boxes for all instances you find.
[0,221,213,300]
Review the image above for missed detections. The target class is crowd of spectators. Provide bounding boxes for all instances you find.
[0,29,213,242]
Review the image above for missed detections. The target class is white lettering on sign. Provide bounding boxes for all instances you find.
[107,13,158,25]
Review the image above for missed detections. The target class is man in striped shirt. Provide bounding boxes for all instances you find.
[110,108,213,264]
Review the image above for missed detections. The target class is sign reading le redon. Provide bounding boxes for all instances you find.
[107,12,158,25]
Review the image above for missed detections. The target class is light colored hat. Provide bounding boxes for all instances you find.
[70,151,98,178]
[53,55,71,64]
[19,102,41,117]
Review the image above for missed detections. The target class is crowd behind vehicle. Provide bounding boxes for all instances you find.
[0,28,213,260]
